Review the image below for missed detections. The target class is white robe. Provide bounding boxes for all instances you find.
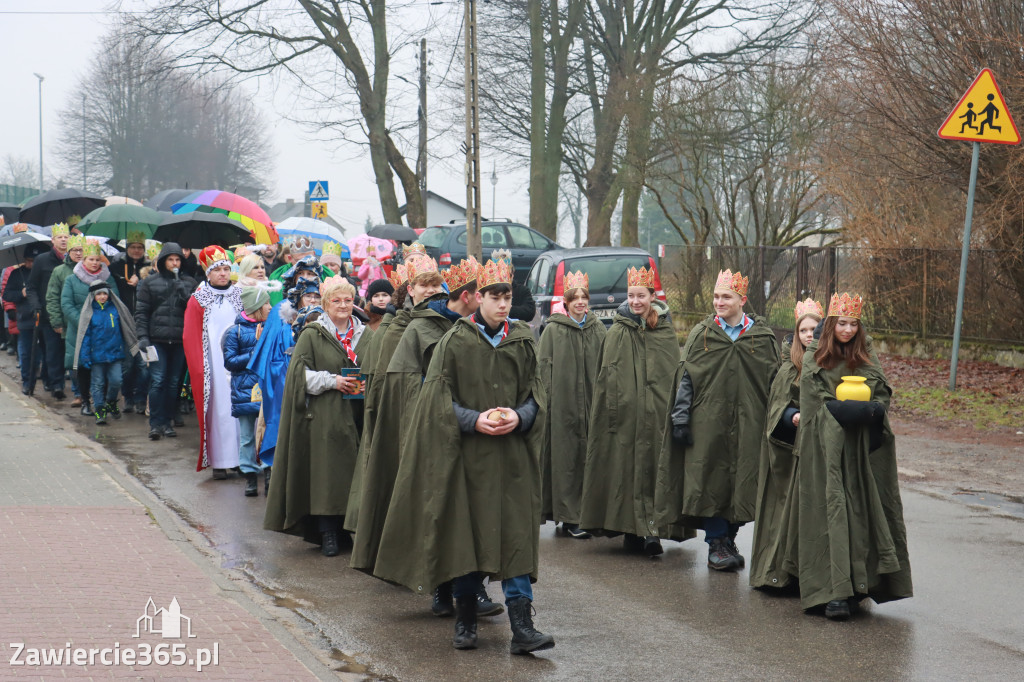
[204,291,240,469]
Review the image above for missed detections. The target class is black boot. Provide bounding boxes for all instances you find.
[477,584,504,617]
[452,595,478,650]
[643,536,664,557]
[707,538,741,571]
[321,530,340,557]
[264,468,272,495]
[507,597,555,655]
[825,599,851,621]
[432,581,454,617]
[244,473,259,497]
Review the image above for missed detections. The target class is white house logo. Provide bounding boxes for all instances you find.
[135,597,195,639]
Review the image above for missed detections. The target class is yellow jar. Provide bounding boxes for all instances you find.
[836,375,871,401]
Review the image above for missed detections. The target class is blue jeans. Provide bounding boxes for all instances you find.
[17,331,42,391]
[452,573,533,604]
[147,342,186,429]
[90,361,122,409]
[702,517,744,543]
[39,324,65,392]
[121,352,149,406]
[236,413,265,473]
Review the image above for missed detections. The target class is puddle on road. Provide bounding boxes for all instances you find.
[330,648,397,681]
[953,490,1024,519]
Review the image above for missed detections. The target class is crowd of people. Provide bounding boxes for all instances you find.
[0,230,912,654]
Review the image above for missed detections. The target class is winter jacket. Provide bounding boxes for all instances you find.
[511,281,536,322]
[134,243,198,346]
[1,265,35,333]
[2,266,18,335]
[25,248,65,326]
[61,264,117,369]
[45,254,76,335]
[79,300,125,368]
[222,313,263,417]
[110,253,148,313]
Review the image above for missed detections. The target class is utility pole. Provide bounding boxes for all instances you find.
[33,73,44,193]
[463,0,482,262]
[417,38,428,229]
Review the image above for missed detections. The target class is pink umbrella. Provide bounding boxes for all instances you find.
[348,234,394,265]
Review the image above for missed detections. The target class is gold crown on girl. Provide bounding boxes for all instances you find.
[322,241,343,257]
[82,238,103,257]
[715,269,749,297]
[388,263,408,288]
[67,234,87,250]
[443,256,481,291]
[827,292,864,319]
[563,270,589,291]
[478,258,514,289]
[403,242,428,259]
[406,255,439,281]
[794,297,824,320]
[626,266,656,288]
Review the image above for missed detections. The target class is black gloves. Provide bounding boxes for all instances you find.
[813,318,825,340]
[826,399,886,428]
[672,424,694,446]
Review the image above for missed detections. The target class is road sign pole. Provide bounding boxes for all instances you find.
[949,141,980,391]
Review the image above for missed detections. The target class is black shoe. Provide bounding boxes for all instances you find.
[211,468,228,480]
[321,530,340,557]
[432,581,454,617]
[148,427,162,440]
[163,425,177,438]
[643,536,664,557]
[173,416,185,427]
[477,586,504,617]
[7,346,17,356]
[94,406,108,426]
[623,533,645,553]
[107,402,121,420]
[453,595,478,650]
[728,538,745,569]
[53,389,66,400]
[825,599,851,621]
[244,473,259,497]
[707,538,742,571]
[22,386,31,395]
[264,468,272,494]
[508,597,555,655]
[80,402,93,416]
[562,523,592,539]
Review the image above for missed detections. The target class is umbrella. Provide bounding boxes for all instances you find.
[0,223,46,238]
[0,202,19,224]
[170,190,278,244]
[19,188,105,227]
[347,234,394,264]
[275,217,347,256]
[154,212,252,249]
[104,195,143,206]
[367,223,418,242]
[78,204,163,241]
[92,237,124,258]
[145,189,198,212]
[0,231,51,269]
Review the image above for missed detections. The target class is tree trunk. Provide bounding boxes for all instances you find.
[386,134,424,228]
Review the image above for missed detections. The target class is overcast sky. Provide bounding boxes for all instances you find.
[0,0,531,237]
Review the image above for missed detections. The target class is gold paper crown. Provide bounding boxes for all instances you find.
[12,223,28,233]
[322,241,343,257]
[794,297,824,321]
[563,270,589,291]
[715,269,749,297]
[406,255,439,281]
[126,230,147,245]
[146,242,161,261]
[51,223,70,237]
[627,266,656,288]
[388,264,408,288]
[83,238,103,257]
[478,258,514,289]
[827,292,864,319]
[67,234,87,250]
[233,245,251,262]
[199,245,231,272]
[403,242,428,259]
[443,256,481,291]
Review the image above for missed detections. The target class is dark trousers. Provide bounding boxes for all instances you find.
[452,572,533,604]
[76,366,92,405]
[147,342,186,429]
[121,352,150,406]
[39,325,65,391]
[17,331,42,391]
[702,517,744,543]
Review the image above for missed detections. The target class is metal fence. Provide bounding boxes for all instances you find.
[659,245,1024,344]
[0,184,38,205]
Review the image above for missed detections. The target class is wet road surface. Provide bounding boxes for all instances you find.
[18,384,1024,681]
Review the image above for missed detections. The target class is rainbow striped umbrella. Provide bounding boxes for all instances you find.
[170,190,278,244]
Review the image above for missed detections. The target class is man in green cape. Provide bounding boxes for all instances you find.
[372,258,554,655]
[658,269,781,571]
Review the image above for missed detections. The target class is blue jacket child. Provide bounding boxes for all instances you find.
[73,281,139,424]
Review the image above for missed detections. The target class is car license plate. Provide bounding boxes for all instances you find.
[592,308,617,319]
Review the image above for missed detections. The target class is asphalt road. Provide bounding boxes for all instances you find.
[6,363,1023,681]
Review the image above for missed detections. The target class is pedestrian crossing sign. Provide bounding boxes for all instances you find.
[938,69,1020,145]
[311,201,328,219]
[309,181,329,200]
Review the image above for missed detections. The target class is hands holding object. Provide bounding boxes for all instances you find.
[475,407,520,435]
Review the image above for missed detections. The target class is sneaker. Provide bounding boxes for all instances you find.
[562,523,592,539]
[825,599,851,621]
[727,539,745,569]
[707,538,742,571]
[95,408,107,426]
[108,403,122,420]
[148,427,163,440]
[162,425,177,438]
[52,389,66,400]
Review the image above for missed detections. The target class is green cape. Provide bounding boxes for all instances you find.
[796,339,913,609]
[263,321,361,543]
[656,314,780,527]
[534,312,606,524]
[372,318,542,593]
[351,299,455,573]
[579,301,693,541]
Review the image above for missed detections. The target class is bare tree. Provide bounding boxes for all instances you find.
[0,155,40,190]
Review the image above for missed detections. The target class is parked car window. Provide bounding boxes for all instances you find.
[532,259,551,295]
[419,227,448,248]
[563,255,651,294]
[456,225,509,250]
[508,225,543,250]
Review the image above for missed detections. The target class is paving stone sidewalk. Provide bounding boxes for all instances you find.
[0,376,335,681]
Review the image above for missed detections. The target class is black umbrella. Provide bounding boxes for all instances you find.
[367,223,419,242]
[145,189,201,212]
[154,211,252,249]
[0,202,19,224]
[0,231,51,270]
[19,188,105,227]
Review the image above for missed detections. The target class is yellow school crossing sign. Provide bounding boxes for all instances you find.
[938,68,1020,145]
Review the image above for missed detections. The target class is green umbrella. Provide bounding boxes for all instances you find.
[77,204,164,242]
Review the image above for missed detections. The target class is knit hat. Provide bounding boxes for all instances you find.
[88,281,111,295]
[240,285,270,314]
[365,278,394,300]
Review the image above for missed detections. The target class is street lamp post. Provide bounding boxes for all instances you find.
[33,73,44,193]
[489,161,498,221]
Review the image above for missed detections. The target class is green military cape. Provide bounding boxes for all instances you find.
[534,312,606,525]
[350,298,455,573]
[263,320,362,544]
[372,318,542,593]
[579,301,693,541]
[749,342,801,589]
[656,314,780,528]
[796,339,913,609]
[344,309,410,530]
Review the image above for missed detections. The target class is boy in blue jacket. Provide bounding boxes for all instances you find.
[74,281,139,425]
[223,285,272,497]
